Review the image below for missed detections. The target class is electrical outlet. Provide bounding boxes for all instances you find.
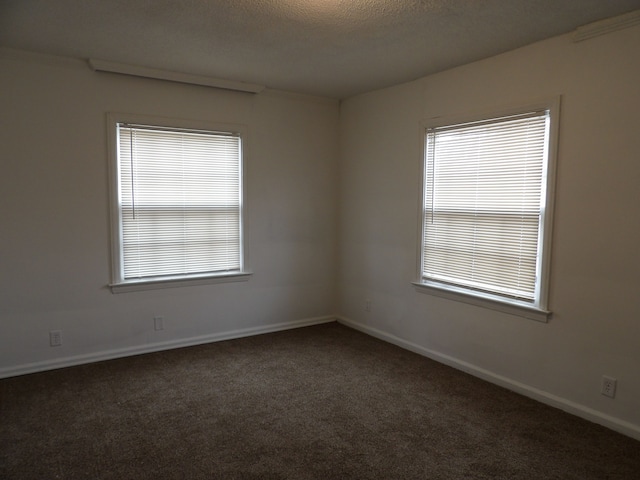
[153,316,164,331]
[49,330,62,347]
[365,299,372,312]
[601,376,617,398]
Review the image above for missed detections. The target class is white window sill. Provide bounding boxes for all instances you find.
[412,281,551,323]
[110,271,252,293]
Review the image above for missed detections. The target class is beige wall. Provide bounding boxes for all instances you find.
[337,25,640,438]
[0,50,339,373]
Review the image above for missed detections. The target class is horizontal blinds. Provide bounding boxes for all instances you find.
[423,111,549,301]
[118,124,241,280]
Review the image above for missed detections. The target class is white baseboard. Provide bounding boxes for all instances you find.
[0,315,336,379]
[337,316,640,441]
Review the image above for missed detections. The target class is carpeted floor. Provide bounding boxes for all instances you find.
[1,322,639,479]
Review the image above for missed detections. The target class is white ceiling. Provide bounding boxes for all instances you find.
[1,0,639,98]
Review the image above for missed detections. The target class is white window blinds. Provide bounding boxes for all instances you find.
[422,110,550,302]
[116,123,242,281]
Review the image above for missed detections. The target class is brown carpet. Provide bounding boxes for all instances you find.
[1,322,639,479]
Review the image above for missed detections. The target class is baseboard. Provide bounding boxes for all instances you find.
[0,315,336,379]
[337,316,640,441]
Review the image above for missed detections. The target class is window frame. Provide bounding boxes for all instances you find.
[107,112,251,293]
[413,98,560,322]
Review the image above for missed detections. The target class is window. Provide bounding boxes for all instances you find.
[108,114,250,292]
[415,100,559,321]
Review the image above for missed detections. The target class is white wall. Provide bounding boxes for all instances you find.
[337,24,640,438]
[0,50,339,375]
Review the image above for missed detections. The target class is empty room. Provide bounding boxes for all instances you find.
[1,1,640,478]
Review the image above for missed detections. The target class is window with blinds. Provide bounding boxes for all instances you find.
[109,118,245,289]
[419,106,557,311]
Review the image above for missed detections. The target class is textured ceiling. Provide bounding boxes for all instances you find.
[1,0,639,98]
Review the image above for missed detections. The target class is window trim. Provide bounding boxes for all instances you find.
[106,112,251,293]
[414,97,561,321]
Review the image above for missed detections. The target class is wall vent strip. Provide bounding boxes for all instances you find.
[573,9,640,43]
[88,59,265,94]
